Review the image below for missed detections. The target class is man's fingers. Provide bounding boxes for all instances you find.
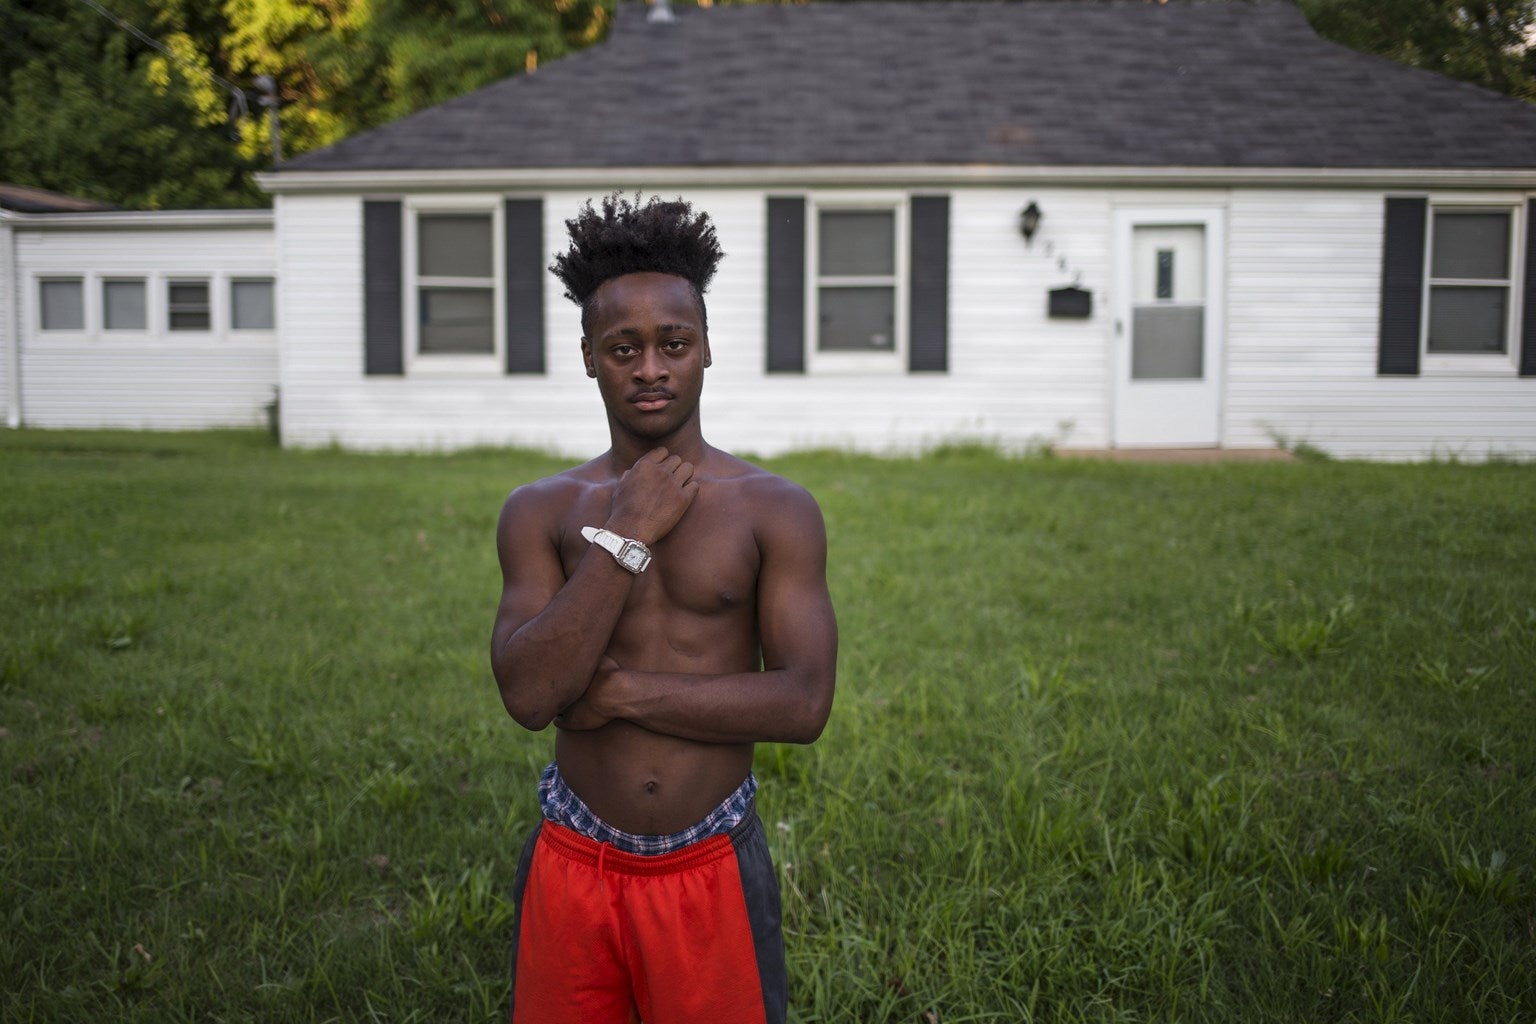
[642,447,670,464]
[674,459,696,486]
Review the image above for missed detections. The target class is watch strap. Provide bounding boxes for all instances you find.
[580,526,651,573]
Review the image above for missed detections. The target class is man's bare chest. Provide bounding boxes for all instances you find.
[558,484,762,617]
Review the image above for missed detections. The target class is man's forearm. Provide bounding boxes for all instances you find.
[593,667,834,745]
[493,553,634,730]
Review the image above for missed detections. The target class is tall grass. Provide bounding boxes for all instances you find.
[1,430,1532,1022]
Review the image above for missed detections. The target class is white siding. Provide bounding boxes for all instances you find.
[1225,190,1536,460]
[1,218,16,426]
[276,183,1536,460]
[13,219,277,429]
[278,188,1118,455]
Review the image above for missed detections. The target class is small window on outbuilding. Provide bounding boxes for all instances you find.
[168,280,211,331]
[40,278,84,331]
[103,279,147,330]
[231,278,275,330]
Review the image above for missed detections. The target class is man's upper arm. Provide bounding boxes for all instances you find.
[491,483,568,657]
[755,481,838,731]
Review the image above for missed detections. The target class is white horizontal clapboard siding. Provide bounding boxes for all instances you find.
[1225,190,1536,460]
[13,215,277,429]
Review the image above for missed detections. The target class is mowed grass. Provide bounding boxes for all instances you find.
[1,429,1533,1024]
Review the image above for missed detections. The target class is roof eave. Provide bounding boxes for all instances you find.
[258,164,1536,195]
[0,208,274,230]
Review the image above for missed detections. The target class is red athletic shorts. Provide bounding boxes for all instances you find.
[508,811,787,1023]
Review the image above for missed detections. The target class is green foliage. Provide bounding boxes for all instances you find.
[1,430,1534,1021]
[0,1,264,207]
[1,0,610,209]
[1301,0,1536,102]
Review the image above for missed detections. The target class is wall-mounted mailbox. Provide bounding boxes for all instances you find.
[1048,286,1092,319]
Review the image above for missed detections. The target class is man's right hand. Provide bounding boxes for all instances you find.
[605,447,699,545]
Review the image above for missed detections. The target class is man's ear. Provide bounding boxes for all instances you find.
[703,338,712,369]
[580,338,596,378]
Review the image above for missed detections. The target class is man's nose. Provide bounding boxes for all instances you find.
[634,348,668,383]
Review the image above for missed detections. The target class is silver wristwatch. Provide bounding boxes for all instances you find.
[580,526,652,574]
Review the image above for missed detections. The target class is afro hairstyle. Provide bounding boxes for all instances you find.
[549,193,724,336]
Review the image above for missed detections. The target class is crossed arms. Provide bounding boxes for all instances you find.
[489,450,837,745]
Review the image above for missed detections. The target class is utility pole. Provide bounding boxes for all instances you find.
[254,75,282,165]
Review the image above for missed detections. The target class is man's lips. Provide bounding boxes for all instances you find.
[630,390,674,410]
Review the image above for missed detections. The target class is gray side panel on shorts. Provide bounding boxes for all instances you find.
[731,811,788,1024]
[507,821,543,1021]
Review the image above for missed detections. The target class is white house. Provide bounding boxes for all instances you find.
[9,1,1536,459]
[1,184,278,431]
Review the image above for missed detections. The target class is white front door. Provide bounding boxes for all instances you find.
[1112,208,1225,447]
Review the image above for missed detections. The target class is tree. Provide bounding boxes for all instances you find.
[1299,0,1536,102]
[0,0,264,207]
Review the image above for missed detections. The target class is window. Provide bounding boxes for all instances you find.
[168,280,211,331]
[103,279,147,330]
[231,278,275,330]
[1426,208,1515,355]
[39,278,84,330]
[815,208,899,355]
[416,212,494,355]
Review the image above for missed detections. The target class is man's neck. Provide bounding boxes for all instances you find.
[605,420,710,473]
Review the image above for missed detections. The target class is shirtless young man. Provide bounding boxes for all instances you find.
[490,195,838,1024]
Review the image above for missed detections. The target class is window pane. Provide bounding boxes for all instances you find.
[231,279,274,329]
[103,279,146,330]
[419,287,494,354]
[818,286,895,351]
[1431,211,1510,280]
[419,214,492,279]
[819,211,895,277]
[1132,306,1205,379]
[1428,285,1507,353]
[168,281,210,331]
[40,279,84,330]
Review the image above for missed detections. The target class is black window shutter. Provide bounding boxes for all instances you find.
[362,200,404,376]
[1521,199,1536,377]
[766,196,806,374]
[504,198,545,374]
[908,194,950,372]
[1378,196,1426,376]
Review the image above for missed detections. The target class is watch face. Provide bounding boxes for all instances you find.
[617,542,649,573]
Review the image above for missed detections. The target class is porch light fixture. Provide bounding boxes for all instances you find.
[1019,201,1042,245]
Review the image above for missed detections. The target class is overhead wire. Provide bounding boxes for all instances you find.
[69,0,253,133]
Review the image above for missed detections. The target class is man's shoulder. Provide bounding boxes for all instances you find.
[499,459,608,524]
[706,451,817,506]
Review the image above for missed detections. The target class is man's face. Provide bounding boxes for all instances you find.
[581,272,711,441]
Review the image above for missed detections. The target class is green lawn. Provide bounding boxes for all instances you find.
[2,430,1532,1023]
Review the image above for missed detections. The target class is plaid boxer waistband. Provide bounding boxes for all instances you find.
[539,761,758,857]
[538,817,764,876]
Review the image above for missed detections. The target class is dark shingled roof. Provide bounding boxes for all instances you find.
[281,0,1536,173]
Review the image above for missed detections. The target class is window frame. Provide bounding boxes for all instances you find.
[1420,197,1524,375]
[403,195,504,375]
[166,277,213,333]
[101,277,150,334]
[805,193,909,374]
[37,276,86,333]
[229,276,277,333]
